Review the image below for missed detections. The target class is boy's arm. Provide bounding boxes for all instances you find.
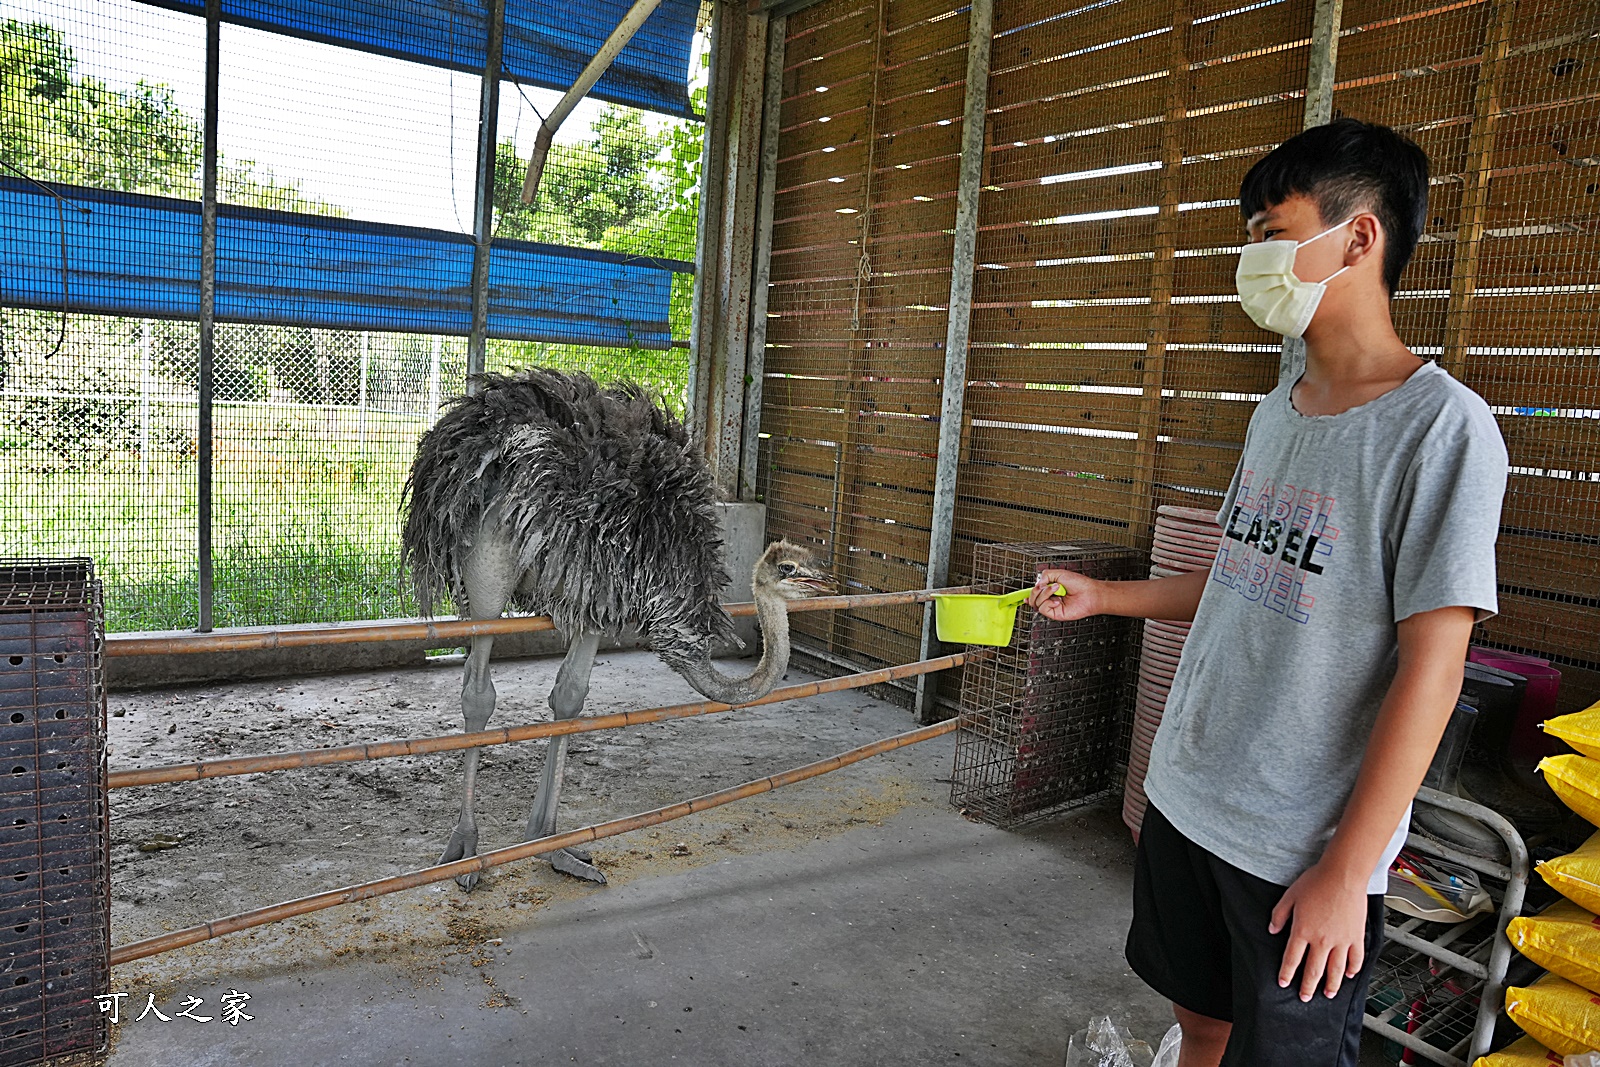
[1027,568,1207,622]
[1270,604,1477,1002]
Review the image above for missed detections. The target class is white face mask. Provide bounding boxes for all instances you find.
[1234,218,1354,338]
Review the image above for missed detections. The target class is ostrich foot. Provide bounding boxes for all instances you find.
[549,847,606,884]
[438,825,482,891]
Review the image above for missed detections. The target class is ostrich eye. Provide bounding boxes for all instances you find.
[778,561,797,576]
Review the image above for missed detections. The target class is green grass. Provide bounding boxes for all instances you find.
[2,406,424,632]
[4,351,691,632]
[113,534,414,632]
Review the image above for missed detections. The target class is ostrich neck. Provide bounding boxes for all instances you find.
[676,589,792,704]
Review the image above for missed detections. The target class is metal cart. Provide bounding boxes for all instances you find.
[1362,787,1531,1067]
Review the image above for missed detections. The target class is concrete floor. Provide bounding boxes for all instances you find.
[108,803,1177,1066]
[100,651,1393,1066]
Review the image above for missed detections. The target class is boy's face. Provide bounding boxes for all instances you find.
[1243,192,1388,334]
[1243,193,1354,287]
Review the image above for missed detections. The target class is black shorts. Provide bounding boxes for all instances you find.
[1125,805,1385,1067]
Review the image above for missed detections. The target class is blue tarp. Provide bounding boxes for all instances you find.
[138,0,702,118]
[2,179,685,349]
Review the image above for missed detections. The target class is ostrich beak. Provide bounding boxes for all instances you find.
[790,574,839,595]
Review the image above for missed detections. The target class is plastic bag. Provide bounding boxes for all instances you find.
[1507,899,1600,994]
[1505,973,1600,1057]
[1471,1034,1564,1065]
[1539,830,1600,915]
[1064,1017,1179,1067]
[1065,1017,1147,1067]
[1545,702,1600,760]
[1564,1053,1600,1067]
[1539,754,1600,828]
[1151,1025,1182,1067]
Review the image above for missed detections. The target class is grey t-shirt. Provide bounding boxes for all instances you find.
[1142,361,1508,893]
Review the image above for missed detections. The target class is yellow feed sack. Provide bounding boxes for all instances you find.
[1539,754,1600,827]
[1472,1034,1564,1066]
[1505,973,1600,1057]
[1508,899,1600,994]
[1546,702,1600,760]
[1538,830,1600,916]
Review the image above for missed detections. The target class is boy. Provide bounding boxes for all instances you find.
[1028,119,1507,1065]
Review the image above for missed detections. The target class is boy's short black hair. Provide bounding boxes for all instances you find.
[1238,118,1429,293]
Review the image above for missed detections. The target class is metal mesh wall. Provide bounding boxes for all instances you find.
[2,1,703,631]
[760,0,1600,714]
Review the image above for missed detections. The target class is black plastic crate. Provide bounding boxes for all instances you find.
[0,560,108,1067]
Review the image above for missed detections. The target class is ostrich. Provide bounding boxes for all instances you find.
[401,368,837,888]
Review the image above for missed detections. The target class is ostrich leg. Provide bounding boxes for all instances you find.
[438,526,517,891]
[527,630,606,883]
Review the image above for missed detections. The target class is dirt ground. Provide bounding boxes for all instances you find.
[104,651,958,999]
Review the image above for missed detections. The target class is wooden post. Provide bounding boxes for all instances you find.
[1126,0,1192,550]
[739,13,788,501]
[688,1,736,441]
[915,0,994,724]
[704,10,772,497]
[1440,0,1518,379]
[1304,0,1344,128]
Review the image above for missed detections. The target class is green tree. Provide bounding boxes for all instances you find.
[3,19,200,194]
[3,18,339,213]
[493,106,673,247]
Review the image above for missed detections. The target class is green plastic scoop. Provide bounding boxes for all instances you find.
[930,585,1062,646]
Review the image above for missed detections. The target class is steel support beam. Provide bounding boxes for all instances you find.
[197,0,220,633]
[687,1,735,437]
[467,0,506,392]
[739,14,787,501]
[518,0,667,203]
[914,0,994,724]
[1281,0,1344,384]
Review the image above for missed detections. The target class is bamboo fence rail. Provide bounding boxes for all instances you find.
[110,717,960,966]
[108,650,974,789]
[104,588,969,657]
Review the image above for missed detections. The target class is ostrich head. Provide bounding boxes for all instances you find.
[754,540,838,602]
[673,539,837,705]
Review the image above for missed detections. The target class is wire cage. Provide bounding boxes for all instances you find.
[949,540,1142,828]
[0,559,109,1067]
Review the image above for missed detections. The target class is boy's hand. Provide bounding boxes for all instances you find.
[1028,569,1102,621]
[1269,860,1369,1001]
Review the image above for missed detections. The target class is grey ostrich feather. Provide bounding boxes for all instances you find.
[400,368,738,672]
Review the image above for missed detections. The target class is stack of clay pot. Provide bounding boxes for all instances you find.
[1124,505,1224,838]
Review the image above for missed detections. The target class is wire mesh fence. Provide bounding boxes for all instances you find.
[1329,0,1600,705]
[760,0,1600,715]
[2,0,706,632]
[949,539,1141,826]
